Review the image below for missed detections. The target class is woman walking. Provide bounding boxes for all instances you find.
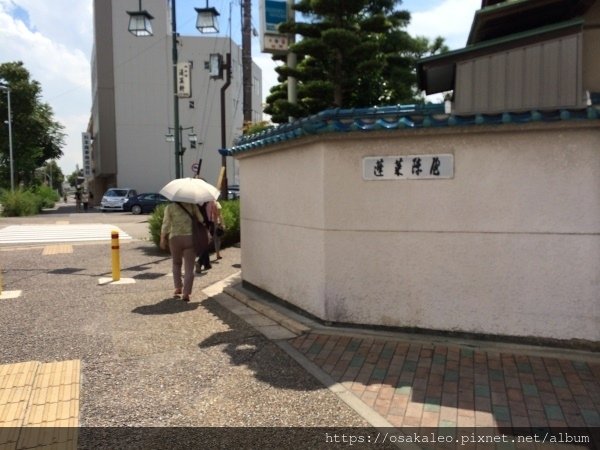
[160,202,207,302]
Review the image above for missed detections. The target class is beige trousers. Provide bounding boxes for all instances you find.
[169,234,196,296]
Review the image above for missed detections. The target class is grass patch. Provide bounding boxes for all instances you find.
[0,188,52,216]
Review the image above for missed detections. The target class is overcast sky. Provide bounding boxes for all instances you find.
[0,0,479,176]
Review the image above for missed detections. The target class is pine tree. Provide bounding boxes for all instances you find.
[264,0,447,123]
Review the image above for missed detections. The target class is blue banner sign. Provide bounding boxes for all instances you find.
[265,0,287,33]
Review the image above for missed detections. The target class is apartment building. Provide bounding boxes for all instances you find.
[89,0,262,197]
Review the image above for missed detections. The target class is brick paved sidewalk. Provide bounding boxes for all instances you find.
[290,333,600,431]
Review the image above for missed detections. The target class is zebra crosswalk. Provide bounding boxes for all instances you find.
[0,224,132,245]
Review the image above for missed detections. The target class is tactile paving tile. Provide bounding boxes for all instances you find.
[0,360,80,449]
[42,245,73,256]
[23,361,80,426]
[0,362,39,425]
[0,361,39,448]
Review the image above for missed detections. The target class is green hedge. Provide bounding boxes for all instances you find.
[33,185,60,209]
[0,189,38,216]
[148,203,167,247]
[219,199,240,247]
[148,200,240,251]
[0,187,59,217]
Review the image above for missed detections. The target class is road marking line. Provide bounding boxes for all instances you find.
[0,290,22,300]
[0,224,132,245]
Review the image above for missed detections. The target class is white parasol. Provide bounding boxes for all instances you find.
[159,178,220,204]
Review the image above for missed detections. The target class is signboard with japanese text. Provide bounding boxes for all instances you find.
[363,154,454,180]
[81,132,92,178]
[177,62,191,98]
[262,34,289,53]
[259,0,290,53]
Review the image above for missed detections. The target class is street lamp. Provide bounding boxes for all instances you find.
[195,1,220,33]
[166,126,198,176]
[127,0,218,179]
[127,0,154,36]
[0,83,14,191]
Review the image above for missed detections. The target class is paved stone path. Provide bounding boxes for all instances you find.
[290,332,600,431]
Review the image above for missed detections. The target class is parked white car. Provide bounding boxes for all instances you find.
[100,188,137,211]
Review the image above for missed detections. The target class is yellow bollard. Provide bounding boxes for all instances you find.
[111,230,121,281]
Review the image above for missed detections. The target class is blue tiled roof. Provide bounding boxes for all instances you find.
[230,103,600,155]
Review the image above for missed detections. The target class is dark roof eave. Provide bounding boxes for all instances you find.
[468,0,545,45]
[467,0,594,44]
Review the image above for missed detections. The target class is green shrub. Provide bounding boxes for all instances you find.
[0,189,40,216]
[148,199,240,250]
[148,203,167,248]
[33,185,60,209]
[220,199,240,247]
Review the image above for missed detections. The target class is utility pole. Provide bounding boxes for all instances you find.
[171,0,181,179]
[287,0,297,122]
[220,53,232,201]
[242,0,252,124]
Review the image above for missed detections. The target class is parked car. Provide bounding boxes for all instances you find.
[123,193,169,214]
[100,188,138,211]
[227,184,240,200]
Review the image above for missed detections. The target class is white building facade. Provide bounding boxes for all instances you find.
[89,0,262,197]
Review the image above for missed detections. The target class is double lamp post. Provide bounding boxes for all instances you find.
[127,0,225,196]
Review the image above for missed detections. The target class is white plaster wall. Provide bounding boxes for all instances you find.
[236,122,600,343]
[239,141,327,317]
[323,126,599,233]
[324,232,599,340]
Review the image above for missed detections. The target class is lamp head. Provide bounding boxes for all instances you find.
[195,7,219,33]
[127,9,154,36]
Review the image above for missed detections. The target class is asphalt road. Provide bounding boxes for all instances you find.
[0,203,373,448]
